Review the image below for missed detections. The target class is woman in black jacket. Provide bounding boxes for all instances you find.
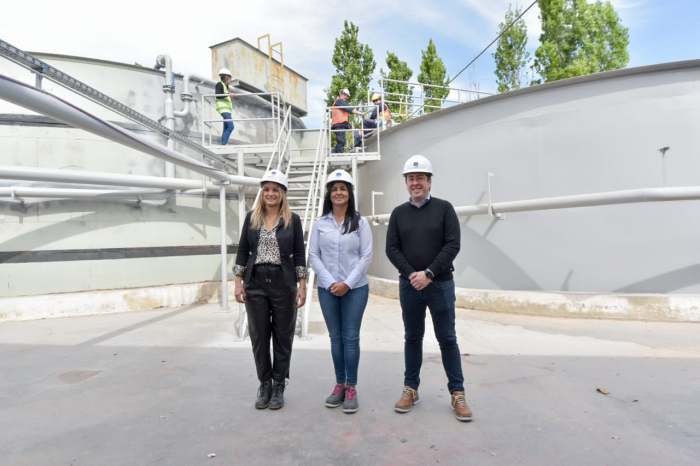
[234,169,308,410]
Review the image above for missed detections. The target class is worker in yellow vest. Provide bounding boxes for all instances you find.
[331,88,362,153]
[216,68,236,145]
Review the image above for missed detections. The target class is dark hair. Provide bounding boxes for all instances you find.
[404,173,432,182]
[322,181,360,234]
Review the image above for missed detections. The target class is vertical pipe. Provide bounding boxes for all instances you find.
[352,155,359,211]
[237,149,247,338]
[157,55,176,178]
[35,72,43,89]
[219,183,229,312]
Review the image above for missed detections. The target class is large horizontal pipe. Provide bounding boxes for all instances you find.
[0,187,172,200]
[0,74,250,183]
[0,165,259,190]
[369,186,700,223]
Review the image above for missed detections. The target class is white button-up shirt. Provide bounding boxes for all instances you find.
[308,212,373,290]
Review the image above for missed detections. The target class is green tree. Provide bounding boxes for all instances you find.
[325,20,376,110]
[380,52,413,122]
[532,0,629,84]
[417,39,450,113]
[493,3,530,93]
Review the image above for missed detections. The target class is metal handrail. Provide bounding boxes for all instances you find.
[251,105,292,208]
[201,91,284,147]
[0,38,232,169]
[325,104,382,155]
[369,78,494,120]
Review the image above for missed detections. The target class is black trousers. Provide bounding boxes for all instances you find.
[245,264,298,383]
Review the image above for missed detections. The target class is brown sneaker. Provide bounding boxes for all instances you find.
[394,386,420,413]
[451,391,473,422]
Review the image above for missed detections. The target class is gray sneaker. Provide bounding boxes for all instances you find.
[343,387,358,413]
[325,383,345,408]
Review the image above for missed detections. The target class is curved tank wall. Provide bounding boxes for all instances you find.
[0,53,311,298]
[360,60,700,294]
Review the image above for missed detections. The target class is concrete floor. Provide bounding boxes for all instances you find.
[1,294,699,466]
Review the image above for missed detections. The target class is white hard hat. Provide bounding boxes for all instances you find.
[402,155,433,175]
[219,68,232,77]
[326,169,354,188]
[260,169,288,190]
[340,88,351,97]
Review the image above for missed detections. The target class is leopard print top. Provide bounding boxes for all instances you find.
[234,220,308,280]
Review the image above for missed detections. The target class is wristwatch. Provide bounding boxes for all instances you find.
[424,269,434,280]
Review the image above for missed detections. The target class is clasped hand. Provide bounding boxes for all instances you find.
[409,271,432,291]
[329,282,350,297]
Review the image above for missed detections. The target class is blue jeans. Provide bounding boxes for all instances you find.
[331,122,350,153]
[221,112,234,145]
[399,278,464,393]
[317,285,369,386]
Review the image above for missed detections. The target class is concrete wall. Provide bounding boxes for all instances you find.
[360,60,700,295]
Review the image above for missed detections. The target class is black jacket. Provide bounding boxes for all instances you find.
[235,211,306,287]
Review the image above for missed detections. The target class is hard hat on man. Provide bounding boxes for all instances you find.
[402,155,433,176]
[340,88,351,97]
[219,68,232,77]
[371,93,381,102]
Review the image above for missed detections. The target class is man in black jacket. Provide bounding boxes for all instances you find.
[386,154,473,422]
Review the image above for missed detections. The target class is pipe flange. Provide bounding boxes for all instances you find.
[180,93,194,102]
[162,85,175,93]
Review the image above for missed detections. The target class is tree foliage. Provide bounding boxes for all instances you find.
[380,52,413,122]
[493,4,530,93]
[325,20,376,109]
[417,39,450,113]
[532,0,629,83]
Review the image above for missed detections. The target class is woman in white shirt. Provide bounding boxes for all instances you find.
[309,170,373,414]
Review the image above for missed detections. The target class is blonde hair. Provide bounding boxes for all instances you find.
[251,183,292,230]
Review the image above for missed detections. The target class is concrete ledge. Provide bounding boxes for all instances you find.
[0,281,236,322]
[368,276,700,322]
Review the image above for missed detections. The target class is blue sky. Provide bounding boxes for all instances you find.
[1,1,698,127]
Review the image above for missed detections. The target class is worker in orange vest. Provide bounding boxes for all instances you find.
[331,88,362,154]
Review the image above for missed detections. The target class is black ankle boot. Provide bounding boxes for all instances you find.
[255,380,272,409]
[269,381,286,410]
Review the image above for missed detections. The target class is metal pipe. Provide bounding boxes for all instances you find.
[0,165,260,190]
[219,183,229,312]
[0,73,228,182]
[369,186,700,223]
[0,187,172,200]
[155,55,176,178]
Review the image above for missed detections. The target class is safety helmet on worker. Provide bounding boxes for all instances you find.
[340,88,351,97]
[371,93,381,102]
[260,169,288,190]
[402,155,433,176]
[326,169,354,189]
[219,68,232,78]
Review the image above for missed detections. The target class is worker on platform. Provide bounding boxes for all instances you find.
[331,88,362,154]
[215,68,236,145]
[355,93,391,148]
[385,155,473,423]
